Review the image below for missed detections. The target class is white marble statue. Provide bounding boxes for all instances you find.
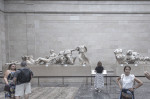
[114,49,126,64]
[63,49,76,65]
[5,60,20,65]
[139,56,150,64]
[144,57,150,62]
[126,50,139,64]
[113,49,150,65]
[21,55,35,64]
[76,45,90,66]
[26,55,35,64]
[56,49,76,65]
[35,49,57,65]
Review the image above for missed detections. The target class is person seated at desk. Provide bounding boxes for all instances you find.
[94,61,104,92]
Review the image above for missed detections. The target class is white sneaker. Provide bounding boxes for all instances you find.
[95,88,98,92]
[98,89,102,92]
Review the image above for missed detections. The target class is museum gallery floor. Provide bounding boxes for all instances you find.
[0,82,150,99]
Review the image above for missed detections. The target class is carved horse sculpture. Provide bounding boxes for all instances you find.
[55,49,76,65]
[126,50,139,64]
[114,49,126,64]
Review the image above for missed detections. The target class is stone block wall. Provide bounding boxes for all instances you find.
[0,0,5,71]
[3,0,150,72]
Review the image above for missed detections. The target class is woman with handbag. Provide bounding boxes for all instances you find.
[4,63,16,99]
[116,65,143,99]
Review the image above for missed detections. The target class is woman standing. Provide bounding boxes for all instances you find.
[4,63,16,99]
[94,61,104,92]
[116,65,143,99]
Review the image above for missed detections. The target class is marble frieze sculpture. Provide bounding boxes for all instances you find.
[114,49,150,65]
[5,45,90,66]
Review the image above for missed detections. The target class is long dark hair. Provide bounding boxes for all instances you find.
[8,63,16,71]
[97,61,102,67]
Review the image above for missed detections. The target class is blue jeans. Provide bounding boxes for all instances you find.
[119,89,134,99]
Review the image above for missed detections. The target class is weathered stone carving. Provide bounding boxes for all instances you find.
[5,60,20,65]
[5,46,90,66]
[55,49,76,65]
[114,49,126,64]
[114,49,150,64]
[76,45,90,66]
[21,55,36,64]
[35,50,57,65]
[26,55,35,64]
[126,50,139,64]
[64,49,76,65]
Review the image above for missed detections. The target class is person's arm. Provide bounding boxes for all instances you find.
[95,67,97,72]
[134,77,143,89]
[13,77,17,85]
[3,70,9,85]
[144,71,150,80]
[116,77,122,90]
[13,70,19,85]
[31,71,33,79]
[129,77,143,92]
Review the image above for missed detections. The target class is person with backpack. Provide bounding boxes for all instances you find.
[13,61,33,99]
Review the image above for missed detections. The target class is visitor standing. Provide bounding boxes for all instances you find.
[13,61,33,99]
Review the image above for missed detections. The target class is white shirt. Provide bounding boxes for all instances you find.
[121,74,135,89]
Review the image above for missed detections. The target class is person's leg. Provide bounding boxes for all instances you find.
[119,91,122,99]
[15,84,24,99]
[15,96,20,99]
[24,83,31,99]
[132,91,135,99]
[10,97,15,99]
[24,94,29,99]
[94,74,98,91]
[98,88,102,92]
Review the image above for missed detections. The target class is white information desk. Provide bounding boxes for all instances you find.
[91,70,107,75]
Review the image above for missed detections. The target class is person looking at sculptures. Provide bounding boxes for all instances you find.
[94,61,104,92]
[4,63,16,99]
[116,66,143,99]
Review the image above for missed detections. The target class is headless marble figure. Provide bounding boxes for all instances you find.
[76,45,90,66]
[35,50,57,64]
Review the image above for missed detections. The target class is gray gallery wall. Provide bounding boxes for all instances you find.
[3,0,150,71]
[0,0,5,71]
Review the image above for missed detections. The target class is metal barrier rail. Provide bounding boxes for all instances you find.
[0,75,146,86]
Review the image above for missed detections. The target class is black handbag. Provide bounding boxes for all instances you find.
[4,85,10,92]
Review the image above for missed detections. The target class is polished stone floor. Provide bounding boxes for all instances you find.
[0,80,150,99]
